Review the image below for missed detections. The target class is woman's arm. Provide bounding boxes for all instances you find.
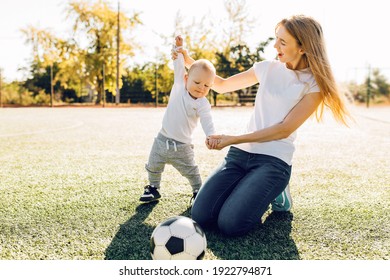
[208,92,323,149]
[179,48,195,69]
[178,49,258,94]
[212,68,258,94]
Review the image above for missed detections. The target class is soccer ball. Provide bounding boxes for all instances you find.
[150,216,207,260]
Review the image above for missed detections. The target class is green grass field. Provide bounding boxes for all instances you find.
[0,106,389,260]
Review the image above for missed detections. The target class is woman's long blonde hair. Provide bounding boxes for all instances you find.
[277,15,350,125]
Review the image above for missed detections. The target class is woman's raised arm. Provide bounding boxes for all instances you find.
[178,48,258,94]
[212,68,258,94]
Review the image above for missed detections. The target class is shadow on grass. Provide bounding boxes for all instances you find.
[105,202,159,260]
[104,203,192,260]
[205,212,300,260]
[105,204,298,260]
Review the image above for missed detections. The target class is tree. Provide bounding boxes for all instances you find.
[216,40,273,77]
[142,54,174,104]
[66,0,142,103]
[120,66,153,104]
[220,0,256,54]
[173,11,218,63]
[370,68,390,98]
[171,0,270,106]
[215,40,272,104]
[348,68,390,104]
[20,26,59,69]
[20,26,63,104]
[20,1,142,104]
[54,38,87,101]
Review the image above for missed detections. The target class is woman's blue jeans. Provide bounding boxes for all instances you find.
[191,146,291,236]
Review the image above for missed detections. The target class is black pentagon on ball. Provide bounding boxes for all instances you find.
[197,250,205,260]
[166,236,184,255]
[160,216,179,227]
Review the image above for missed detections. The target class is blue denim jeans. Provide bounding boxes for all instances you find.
[191,146,291,236]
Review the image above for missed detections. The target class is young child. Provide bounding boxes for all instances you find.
[140,35,217,203]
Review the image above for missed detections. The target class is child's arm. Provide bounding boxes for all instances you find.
[171,36,194,70]
[173,36,186,85]
[198,101,216,139]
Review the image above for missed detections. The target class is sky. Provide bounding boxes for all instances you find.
[0,0,389,83]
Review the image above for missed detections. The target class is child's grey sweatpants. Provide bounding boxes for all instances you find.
[145,133,202,192]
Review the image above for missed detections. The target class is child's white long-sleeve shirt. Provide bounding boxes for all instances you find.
[159,53,215,144]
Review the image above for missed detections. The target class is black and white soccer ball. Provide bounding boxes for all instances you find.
[150,216,207,260]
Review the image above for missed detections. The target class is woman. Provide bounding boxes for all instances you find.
[177,15,350,236]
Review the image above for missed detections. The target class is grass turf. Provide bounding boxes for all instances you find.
[0,106,389,260]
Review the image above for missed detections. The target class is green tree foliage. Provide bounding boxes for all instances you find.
[20,26,76,103]
[144,55,174,101]
[20,26,59,68]
[20,0,142,104]
[220,0,256,53]
[0,81,46,106]
[66,0,142,103]
[15,0,275,106]
[213,40,272,105]
[370,69,390,98]
[120,54,174,105]
[173,11,217,63]
[216,40,273,77]
[348,68,390,104]
[120,66,152,104]
[163,0,271,106]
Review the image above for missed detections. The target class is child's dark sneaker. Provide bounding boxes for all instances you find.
[140,185,161,202]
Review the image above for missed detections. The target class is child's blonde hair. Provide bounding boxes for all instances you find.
[188,59,216,76]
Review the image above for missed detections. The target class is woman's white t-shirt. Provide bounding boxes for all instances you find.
[234,60,320,165]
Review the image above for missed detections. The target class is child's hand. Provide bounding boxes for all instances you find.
[171,35,183,60]
[205,136,220,150]
[171,35,191,66]
[171,45,188,60]
[206,135,232,150]
[175,35,183,47]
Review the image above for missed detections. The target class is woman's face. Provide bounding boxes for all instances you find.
[274,25,305,70]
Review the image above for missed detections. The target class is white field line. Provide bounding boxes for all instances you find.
[0,121,84,138]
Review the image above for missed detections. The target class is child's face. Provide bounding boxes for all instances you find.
[185,68,215,99]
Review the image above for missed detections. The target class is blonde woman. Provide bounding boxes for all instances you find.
[176,15,351,236]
